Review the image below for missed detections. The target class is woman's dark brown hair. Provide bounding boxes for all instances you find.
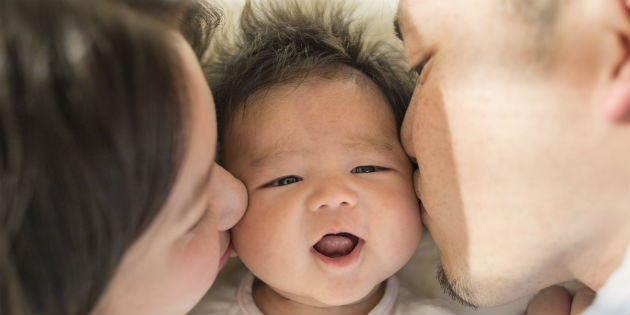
[0,0,215,313]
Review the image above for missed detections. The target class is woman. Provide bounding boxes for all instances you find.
[0,0,246,313]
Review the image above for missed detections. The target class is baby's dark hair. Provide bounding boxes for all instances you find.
[203,0,416,144]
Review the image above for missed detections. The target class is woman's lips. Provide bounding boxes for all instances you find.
[218,242,232,270]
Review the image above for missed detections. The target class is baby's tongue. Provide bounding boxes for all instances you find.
[314,234,355,258]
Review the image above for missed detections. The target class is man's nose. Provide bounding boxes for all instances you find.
[400,83,421,159]
[306,176,358,212]
[209,163,248,231]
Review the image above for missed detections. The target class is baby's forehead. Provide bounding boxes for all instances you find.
[225,77,399,159]
[236,68,387,118]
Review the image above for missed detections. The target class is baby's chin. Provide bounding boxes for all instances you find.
[280,279,386,308]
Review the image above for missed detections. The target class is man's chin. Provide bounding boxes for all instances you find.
[437,263,532,308]
[436,264,479,309]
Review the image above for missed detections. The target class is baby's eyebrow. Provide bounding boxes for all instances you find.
[249,138,394,168]
[249,149,304,168]
[343,138,394,153]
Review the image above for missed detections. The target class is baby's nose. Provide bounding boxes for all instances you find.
[306,178,358,212]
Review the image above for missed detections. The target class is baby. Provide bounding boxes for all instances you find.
[191,1,453,314]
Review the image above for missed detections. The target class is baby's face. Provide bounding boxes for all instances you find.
[223,74,422,307]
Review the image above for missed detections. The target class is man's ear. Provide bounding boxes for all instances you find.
[601,0,630,123]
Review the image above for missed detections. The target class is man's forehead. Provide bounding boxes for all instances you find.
[395,0,428,63]
[397,0,495,23]
[396,0,425,20]
[395,0,432,41]
[394,1,507,49]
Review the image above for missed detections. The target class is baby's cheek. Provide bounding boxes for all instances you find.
[231,201,297,281]
[231,211,265,263]
[230,198,271,254]
[381,178,423,252]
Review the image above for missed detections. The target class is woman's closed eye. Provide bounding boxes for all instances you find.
[187,209,208,233]
[263,175,303,187]
[351,165,387,174]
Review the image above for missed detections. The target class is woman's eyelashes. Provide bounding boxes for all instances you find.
[188,209,208,233]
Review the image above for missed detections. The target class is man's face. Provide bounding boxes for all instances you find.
[398,0,630,307]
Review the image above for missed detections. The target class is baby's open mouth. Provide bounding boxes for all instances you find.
[313,232,359,258]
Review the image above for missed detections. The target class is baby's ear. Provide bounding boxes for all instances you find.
[600,0,630,123]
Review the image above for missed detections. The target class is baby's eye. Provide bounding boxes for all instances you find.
[351,165,385,174]
[264,175,303,187]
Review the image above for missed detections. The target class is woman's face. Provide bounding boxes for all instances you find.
[92,34,247,314]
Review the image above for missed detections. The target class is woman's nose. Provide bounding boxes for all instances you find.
[306,177,358,212]
[208,163,247,231]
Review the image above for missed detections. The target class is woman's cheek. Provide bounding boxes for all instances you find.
[172,217,221,299]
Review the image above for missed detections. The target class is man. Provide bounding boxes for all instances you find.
[396,0,630,313]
